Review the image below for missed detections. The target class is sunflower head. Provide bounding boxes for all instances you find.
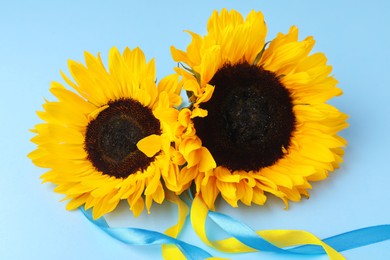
[171,9,348,209]
[29,47,188,219]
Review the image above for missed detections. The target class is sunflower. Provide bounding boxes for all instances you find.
[171,9,348,210]
[29,47,188,219]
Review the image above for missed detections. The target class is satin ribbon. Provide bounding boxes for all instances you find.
[80,193,213,260]
[79,193,390,259]
[191,195,390,259]
[292,224,390,254]
[191,196,344,260]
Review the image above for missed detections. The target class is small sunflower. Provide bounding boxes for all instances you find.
[29,47,187,219]
[171,9,348,209]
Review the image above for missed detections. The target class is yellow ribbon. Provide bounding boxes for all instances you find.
[162,193,226,260]
[191,195,345,260]
[162,192,189,260]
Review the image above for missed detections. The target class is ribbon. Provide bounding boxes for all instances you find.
[162,192,190,259]
[207,210,344,259]
[191,195,390,259]
[80,192,213,260]
[79,193,390,259]
[292,224,390,254]
[191,196,342,258]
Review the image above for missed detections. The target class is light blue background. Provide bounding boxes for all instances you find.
[1,0,389,259]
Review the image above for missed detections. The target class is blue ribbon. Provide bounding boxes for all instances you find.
[80,208,212,260]
[208,211,390,255]
[80,205,390,258]
[298,224,390,254]
[208,211,289,254]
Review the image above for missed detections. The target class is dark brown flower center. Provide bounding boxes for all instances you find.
[85,98,161,178]
[193,62,295,172]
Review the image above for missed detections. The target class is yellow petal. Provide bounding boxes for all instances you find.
[88,105,109,121]
[153,107,179,124]
[197,84,215,104]
[129,197,144,217]
[200,176,219,210]
[198,147,217,172]
[136,134,162,157]
[170,46,190,63]
[217,180,237,200]
[190,107,208,118]
[153,183,165,204]
[66,193,90,210]
[200,45,221,84]
[145,168,161,196]
[214,167,240,183]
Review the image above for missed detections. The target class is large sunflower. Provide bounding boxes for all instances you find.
[29,47,187,219]
[171,9,348,209]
